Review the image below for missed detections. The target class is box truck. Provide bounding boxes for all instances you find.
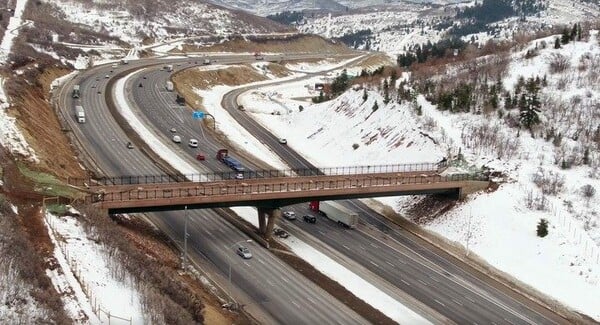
[166,81,174,91]
[74,105,85,123]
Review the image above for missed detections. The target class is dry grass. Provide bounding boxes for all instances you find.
[351,53,395,70]
[266,63,291,77]
[173,65,267,91]
[6,71,85,181]
[176,35,354,54]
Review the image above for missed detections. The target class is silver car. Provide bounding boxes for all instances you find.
[236,246,252,259]
[282,211,296,220]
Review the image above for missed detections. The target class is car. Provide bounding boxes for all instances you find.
[126,142,134,149]
[282,211,296,220]
[169,128,177,133]
[196,153,205,161]
[138,83,143,87]
[236,246,252,259]
[188,139,198,147]
[104,74,110,78]
[237,105,245,111]
[172,135,181,143]
[303,215,316,223]
[273,228,289,239]
[278,138,287,145]
[143,76,147,79]
[234,173,244,180]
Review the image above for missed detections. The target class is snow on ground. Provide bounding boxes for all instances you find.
[45,211,145,324]
[285,56,365,73]
[0,0,28,63]
[232,36,600,319]
[0,77,38,162]
[230,207,431,324]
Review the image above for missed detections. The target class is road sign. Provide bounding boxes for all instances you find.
[192,111,204,120]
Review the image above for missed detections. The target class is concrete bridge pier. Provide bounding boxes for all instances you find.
[257,207,281,240]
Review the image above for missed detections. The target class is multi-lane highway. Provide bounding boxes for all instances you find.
[59,53,579,324]
[125,57,572,324]
[57,56,369,324]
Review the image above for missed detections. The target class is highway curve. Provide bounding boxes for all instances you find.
[121,54,575,324]
[57,55,368,325]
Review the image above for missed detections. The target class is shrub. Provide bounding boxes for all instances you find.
[548,53,570,74]
[537,218,549,237]
[352,143,359,150]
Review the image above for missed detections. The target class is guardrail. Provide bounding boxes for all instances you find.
[69,162,447,187]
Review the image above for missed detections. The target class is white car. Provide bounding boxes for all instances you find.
[282,211,296,220]
[234,173,244,180]
[172,135,181,143]
[188,139,198,147]
[278,138,287,145]
[236,246,252,259]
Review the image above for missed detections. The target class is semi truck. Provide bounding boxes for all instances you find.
[309,201,358,228]
[166,81,174,91]
[216,149,245,172]
[72,85,80,98]
[203,59,211,65]
[166,64,173,72]
[74,105,85,123]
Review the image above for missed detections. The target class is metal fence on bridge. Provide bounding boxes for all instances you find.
[89,172,488,204]
[69,162,447,187]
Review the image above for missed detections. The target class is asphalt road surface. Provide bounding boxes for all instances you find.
[58,55,368,325]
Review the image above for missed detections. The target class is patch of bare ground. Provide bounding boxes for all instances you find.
[265,63,290,77]
[176,35,354,54]
[74,206,256,324]
[173,65,267,91]
[351,53,395,70]
[405,194,458,224]
[4,65,86,180]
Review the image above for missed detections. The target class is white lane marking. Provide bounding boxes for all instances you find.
[465,296,475,303]
[204,230,213,237]
[258,258,265,265]
[434,299,446,307]
[400,279,411,286]
[267,279,274,287]
[243,262,250,267]
[429,275,440,282]
[418,279,428,286]
[318,230,325,235]
[342,244,350,250]
[369,260,379,268]
[452,299,463,306]
[385,261,395,267]
[282,277,289,284]
[370,242,378,248]
[291,300,299,308]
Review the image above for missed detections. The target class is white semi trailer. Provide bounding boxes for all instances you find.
[166,81,174,91]
[74,105,85,123]
[317,201,358,228]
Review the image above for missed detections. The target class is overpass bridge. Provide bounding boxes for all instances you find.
[71,163,489,238]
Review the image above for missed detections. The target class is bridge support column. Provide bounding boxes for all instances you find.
[256,207,281,240]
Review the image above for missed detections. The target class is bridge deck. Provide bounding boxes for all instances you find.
[90,171,488,212]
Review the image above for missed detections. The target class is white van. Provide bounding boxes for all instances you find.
[188,139,198,147]
[172,135,181,143]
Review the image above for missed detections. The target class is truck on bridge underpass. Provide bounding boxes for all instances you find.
[310,201,358,229]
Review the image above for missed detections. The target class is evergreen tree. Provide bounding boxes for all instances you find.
[561,28,570,44]
[383,79,390,104]
[554,37,561,49]
[520,92,541,132]
[537,218,549,237]
[570,23,578,41]
[362,88,368,102]
[583,147,590,165]
[577,23,583,41]
[331,69,349,95]
[504,92,513,109]
[372,101,379,111]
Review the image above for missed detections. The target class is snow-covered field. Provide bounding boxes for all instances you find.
[0,0,28,63]
[0,77,38,161]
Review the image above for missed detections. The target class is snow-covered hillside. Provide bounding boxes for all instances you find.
[227,33,600,320]
[43,0,290,45]
[298,0,600,55]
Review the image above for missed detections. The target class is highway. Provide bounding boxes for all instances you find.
[57,56,368,324]
[215,64,574,324]
[60,52,575,324]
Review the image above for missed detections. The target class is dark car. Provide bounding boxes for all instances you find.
[303,215,316,223]
[273,228,289,239]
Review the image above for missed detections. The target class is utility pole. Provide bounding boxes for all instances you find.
[183,205,188,271]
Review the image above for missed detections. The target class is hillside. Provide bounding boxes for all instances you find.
[229,30,600,320]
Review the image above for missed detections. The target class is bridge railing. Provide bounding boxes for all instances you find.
[89,172,488,203]
[69,162,447,187]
